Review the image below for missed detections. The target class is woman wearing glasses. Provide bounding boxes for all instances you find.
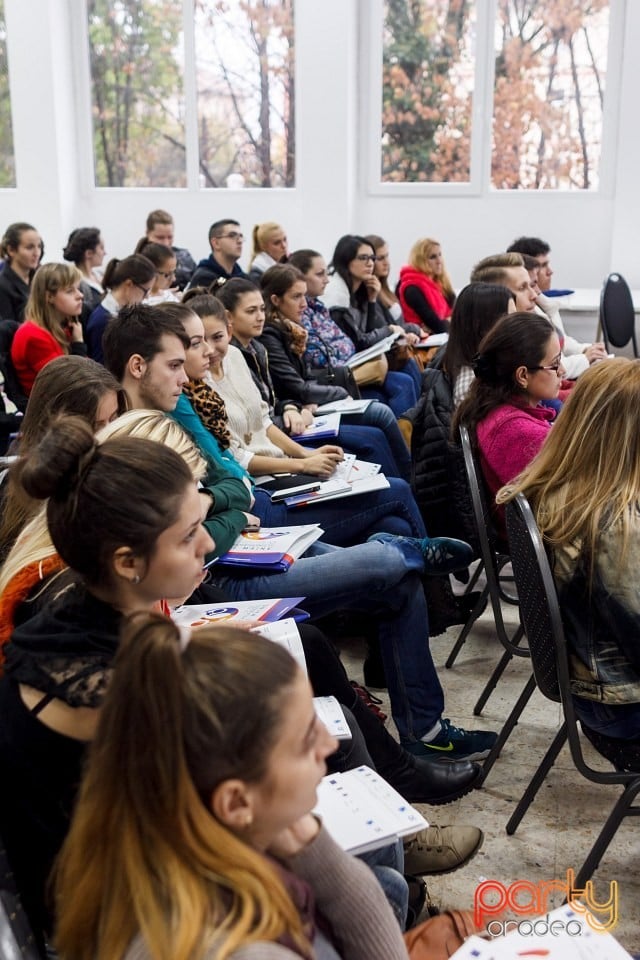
[452,312,564,540]
[85,253,156,364]
[398,237,455,335]
[134,241,179,304]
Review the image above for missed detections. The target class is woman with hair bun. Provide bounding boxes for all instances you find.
[86,253,156,363]
[62,226,106,315]
[248,220,288,284]
[452,312,564,538]
[0,416,213,949]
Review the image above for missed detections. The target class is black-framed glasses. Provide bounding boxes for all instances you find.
[354,254,376,263]
[528,359,562,374]
[134,281,152,299]
[218,231,243,241]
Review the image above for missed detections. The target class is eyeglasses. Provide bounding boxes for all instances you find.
[134,282,152,299]
[354,254,376,263]
[374,254,390,262]
[528,359,562,374]
[217,231,243,241]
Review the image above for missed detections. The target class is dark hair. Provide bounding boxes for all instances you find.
[444,283,516,385]
[260,264,305,324]
[62,228,101,265]
[507,236,550,257]
[208,219,240,242]
[102,303,190,382]
[133,241,176,269]
[0,358,128,555]
[181,286,210,303]
[102,254,156,293]
[216,277,262,313]
[521,253,540,272]
[185,294,227,322]
[287,249,321,274]
[1,222,41,263]
[146,209,173,232]
[452,312,555,442]
[19,417,192,587]
[329,234,374,309]
[155,301,198,326]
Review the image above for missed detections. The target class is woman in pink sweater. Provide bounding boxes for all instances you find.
[453,312,564,539]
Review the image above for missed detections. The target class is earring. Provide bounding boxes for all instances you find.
[243,813,253,828]
[131,574,140,585]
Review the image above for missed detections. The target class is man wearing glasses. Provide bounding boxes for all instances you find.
[189,219,248,289]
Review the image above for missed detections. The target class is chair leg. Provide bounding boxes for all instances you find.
[481,673,537,780]
[444,587,488,669]
[573,782,640,889]
[473,625,525,716]
[506,721,568,835]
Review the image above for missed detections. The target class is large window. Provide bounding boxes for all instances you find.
[378,0,612,192]
[86,0,295,189]
[0,0,15,188]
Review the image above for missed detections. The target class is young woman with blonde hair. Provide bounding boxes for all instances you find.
[10,262,87,395]
[248,220,288,284]
[398,238,456,334]
[498,358,640,769]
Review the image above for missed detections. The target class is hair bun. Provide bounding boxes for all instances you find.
[472,352,500,385]
[20,416,98,501]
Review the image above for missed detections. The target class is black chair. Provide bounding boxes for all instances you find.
[447,427,535,777]
[599,272,638,357]
[0,839,45,959]
[505,493,640,888]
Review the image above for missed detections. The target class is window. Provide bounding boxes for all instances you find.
[0,0,15,188]
[376,0,612,192]
[87,0,186,187]
[381,0,477,183]
[492,1,610,190]
[194,0,295,188]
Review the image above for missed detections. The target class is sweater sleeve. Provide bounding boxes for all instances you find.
[479,409,551,488]
[283,825,408,960]
[403,286,449,334]
[259,328,347,405]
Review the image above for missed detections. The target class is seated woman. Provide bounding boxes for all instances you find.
[10,262,87,396]
[398,237,455,335]
[0,222,43,324]
[176,295,439,545]
[217,277,414,482]
[62,227,106,318]
[142,208,196,290]
[0,355,125,558]
[133,240,179,304]
[52,614,416,960]
[86,253,156,363]
[498,359,640,771]
[322,237,421,414]
[248,220,289,284]
[0,417,214,949]
[452,313,563,540]
[364,233,421,337]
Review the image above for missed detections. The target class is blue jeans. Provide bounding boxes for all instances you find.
[253,480,426,546]
[360,841,408,929]
[363,369,419,419]
[210,538,445,740]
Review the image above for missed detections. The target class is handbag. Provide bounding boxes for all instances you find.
[404,909,480,959]
[351,354,388,387]
[311,364,361,400]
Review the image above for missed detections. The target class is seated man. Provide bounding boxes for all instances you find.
[189,218,248,288]
[506,236,608,376]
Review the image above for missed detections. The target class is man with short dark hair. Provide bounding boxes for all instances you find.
[189,219,248,288]
[506,236,608,375]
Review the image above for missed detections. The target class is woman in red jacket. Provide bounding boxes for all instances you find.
[398,237,456,334]
[11,262,87,395]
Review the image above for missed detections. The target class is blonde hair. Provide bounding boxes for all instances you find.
[408,237,455,301]
[250,221,283,266]
[0,412,206,600]
[25,262,83,348]
[54,615,310,960]
[470,252,525,284]
[497,358,640,576]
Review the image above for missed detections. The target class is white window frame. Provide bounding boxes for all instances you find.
[360,0,625,199]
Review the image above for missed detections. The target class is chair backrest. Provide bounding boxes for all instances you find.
[504,495,564,703]
[459,424,505,572]
[599,272,637,355]
[0,840,44,960]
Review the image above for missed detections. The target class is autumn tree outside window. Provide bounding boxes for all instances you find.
[0,0,15,188]
[381,0,611,191]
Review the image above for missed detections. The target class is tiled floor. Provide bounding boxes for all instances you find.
[339,582,640,951]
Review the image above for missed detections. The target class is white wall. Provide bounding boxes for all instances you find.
[2,0,637,290]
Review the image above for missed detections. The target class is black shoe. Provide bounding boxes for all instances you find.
[429,591,486,638]
[388,753,484,805]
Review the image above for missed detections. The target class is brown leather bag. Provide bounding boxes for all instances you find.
[404,910,480,959]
